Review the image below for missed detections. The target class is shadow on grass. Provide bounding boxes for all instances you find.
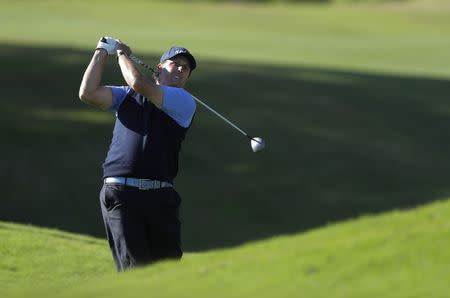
[1,44,450,251]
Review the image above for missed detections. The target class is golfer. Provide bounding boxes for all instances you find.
[79,37,197,271]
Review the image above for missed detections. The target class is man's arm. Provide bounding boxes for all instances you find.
[79,49,113,110]
[116,44,164,108]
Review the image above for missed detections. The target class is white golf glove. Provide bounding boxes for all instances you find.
[96,36,118,55]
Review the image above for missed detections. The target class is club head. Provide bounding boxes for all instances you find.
[250,137,265,153]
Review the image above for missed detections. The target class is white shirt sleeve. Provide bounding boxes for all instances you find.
[160,85,196,128]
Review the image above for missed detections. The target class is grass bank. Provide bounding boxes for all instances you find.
[2,198,450,297]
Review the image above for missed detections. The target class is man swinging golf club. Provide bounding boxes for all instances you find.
[79,37,197,271]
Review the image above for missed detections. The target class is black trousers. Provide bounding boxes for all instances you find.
[99,183,183,271]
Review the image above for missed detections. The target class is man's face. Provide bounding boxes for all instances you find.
[157,55,191,88]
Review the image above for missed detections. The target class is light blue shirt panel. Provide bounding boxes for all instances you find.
[108,85,196,128]
[108,85,130,112]
[160,85,196,128]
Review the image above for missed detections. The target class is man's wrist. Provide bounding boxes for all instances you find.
[95,48,108,55]
[116,50,128,62]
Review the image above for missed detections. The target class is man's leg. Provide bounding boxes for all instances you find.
[100,184,151,271]
[148,209,183,261]
[144,188,183,262]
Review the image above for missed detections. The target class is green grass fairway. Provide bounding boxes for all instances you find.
[1,0,450,253]
[2,198,450,298]
[3,2,450,297]
[0,0,450,78]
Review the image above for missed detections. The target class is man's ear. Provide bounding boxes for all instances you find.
[155,63,163,76]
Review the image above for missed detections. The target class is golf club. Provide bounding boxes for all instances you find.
[129,54,266,153]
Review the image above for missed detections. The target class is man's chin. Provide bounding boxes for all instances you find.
[166,82,185,88]
[158,77,186,88]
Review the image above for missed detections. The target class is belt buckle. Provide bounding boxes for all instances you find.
[139,179,157,190]
[139,179,146,190]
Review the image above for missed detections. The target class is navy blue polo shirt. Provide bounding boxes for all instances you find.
[102,85,196,183]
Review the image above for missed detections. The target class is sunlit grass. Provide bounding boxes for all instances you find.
[0,0,450,77]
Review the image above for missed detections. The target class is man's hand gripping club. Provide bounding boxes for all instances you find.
[96,37,119,55]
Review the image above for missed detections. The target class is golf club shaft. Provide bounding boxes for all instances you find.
[129,54,253,140]
[191,95,250,139]
[129,55,155,72]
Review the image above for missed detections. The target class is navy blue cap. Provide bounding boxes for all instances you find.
[160,47,197,71]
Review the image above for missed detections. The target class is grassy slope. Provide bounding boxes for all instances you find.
[2,198,450,298]
[0,222,113,294]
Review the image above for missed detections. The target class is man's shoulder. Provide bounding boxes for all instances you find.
[160,84,192,95]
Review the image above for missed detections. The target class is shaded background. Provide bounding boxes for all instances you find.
[1,0,450,251]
